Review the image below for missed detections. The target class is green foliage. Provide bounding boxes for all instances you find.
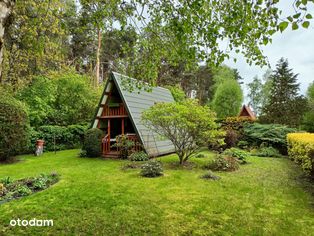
[212,80,243,119]
[251,146,282,158]
[82,128,104,157]
[200,170,221,180]
[243,123,297,154]
[302,82,314,132]
[112,135,135,159]
[223,148,248,164]
[195,153,206,158]
[3,0,70,86]
[142,99,223,164]
[14,185,32,197]
[206,155,239,172]
[260,58,307,127]
[17,71,101,127]
[0,88,29,161]
[166,85,186,102]
[125,0,310,84]
[237,141,249,149]
[140,160,163,178]
[212,65,238,90]
[28,124,87,152]
[129,151,149,162]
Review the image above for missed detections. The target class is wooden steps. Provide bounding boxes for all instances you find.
[102,151,120,158]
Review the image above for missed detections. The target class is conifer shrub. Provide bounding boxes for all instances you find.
[243,123,297,154]
[82,128,104,157]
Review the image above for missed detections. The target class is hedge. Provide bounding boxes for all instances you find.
[0,89,30,161]
[287,133,314,177]
[28,124,87,152]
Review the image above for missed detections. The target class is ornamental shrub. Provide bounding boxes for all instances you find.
[223,148,248,164]
[243,123,297,154]
[0,88,30,162]
[129,151,149,161]
[82,128,104,157]
[206,155,239,171]
[287,133,314,177]
[224,129,239,149]
[112,135,134,159]
[140,160,163,177]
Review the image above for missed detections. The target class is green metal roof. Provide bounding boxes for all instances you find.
[92,72,175,157]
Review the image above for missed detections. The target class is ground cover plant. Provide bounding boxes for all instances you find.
[0,149,313,235]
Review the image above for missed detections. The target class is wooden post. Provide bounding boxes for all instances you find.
[108,119,111,152]
[122,118,124,135]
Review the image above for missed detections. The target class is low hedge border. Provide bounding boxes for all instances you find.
[287,133,314,177]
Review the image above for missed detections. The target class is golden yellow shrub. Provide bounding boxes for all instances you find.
[287,133,314,176]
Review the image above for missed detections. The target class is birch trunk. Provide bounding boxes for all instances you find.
[95,27,101,87]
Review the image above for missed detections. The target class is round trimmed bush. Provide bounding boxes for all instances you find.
[0,88,29,162]
[140,160,163,177]
[82,128,104,157]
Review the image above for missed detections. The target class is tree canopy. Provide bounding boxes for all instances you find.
[212,80,243,119]
[260,58,307,127]
[142,99,223,164]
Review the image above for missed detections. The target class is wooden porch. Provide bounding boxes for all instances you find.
[102,133,142,157]
[97,103,142,157]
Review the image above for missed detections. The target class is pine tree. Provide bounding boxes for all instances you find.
[260,58,307,127]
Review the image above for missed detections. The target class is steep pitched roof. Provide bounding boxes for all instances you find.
[238,105,256,120]
[92,72,175,157]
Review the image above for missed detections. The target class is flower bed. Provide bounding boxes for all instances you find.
[0,172,59,203]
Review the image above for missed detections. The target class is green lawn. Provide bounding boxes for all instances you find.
[0,150,313,235]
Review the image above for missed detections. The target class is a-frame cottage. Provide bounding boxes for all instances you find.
[238,105,256,120]
[91,72,175,157]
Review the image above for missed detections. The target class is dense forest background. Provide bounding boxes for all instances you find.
[0,0,313,156]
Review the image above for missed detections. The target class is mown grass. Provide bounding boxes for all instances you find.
[0,149,313,235]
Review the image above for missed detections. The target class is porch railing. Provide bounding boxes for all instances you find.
[102,103,127,117]
[102,133,142,155]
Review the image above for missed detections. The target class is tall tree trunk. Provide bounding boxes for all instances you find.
[95,27,101,87]
[0,0,15,83]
